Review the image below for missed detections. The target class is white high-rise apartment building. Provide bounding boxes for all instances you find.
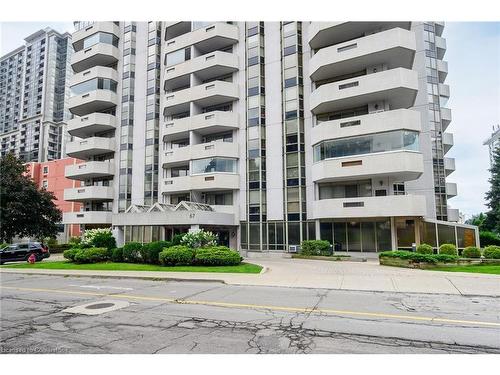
[484,125,500,167]
[63,21,478,252]
[0,28,72,162]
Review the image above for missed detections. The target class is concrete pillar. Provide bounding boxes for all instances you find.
[315,220,321,240]
[415,218,421,246]
[189,224,200,233]
[390,217,397,251]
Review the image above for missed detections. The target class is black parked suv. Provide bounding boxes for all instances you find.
[0,242,50,265]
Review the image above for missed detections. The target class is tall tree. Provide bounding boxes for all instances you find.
[485,145,500,233]
[0,153,62,243]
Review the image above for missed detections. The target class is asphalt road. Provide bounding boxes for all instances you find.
[1,273,499,354]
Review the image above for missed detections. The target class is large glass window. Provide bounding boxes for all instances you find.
[313,130,419,162]
[437,223,456,246]
[319,180,372,199]
[192,157,237,174]
[83,32,119,49]
[165,48,191,67]
[71,78,117,96]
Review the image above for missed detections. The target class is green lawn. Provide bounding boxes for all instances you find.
[428,265,500,275]
[2,261,263,274]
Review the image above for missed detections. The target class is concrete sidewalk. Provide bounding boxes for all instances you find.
[1,257,499,296]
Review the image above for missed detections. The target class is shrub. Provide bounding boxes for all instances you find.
[69,236,81,246]
[122,242,143,263]
[49,243,72,253]
[180,229,218,248]
[480,231,500,247]
[73,247,109,264]
[300,240,331,256]
[439,243,457,256]
[140,241,172,264]
[171,233,184,246]
[111,247,124,262]
[379,251,458,264]
[159,245,194,266]
[91,231,116,251]
[46,237,58,247]
[416,243,433,255]
[483,245,500,259]
[82,228,116,249]
[63,248,79,261]
[194,246,242,266]
[462,246,481,258]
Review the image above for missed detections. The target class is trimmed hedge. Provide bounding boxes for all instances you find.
[194,246,242,266]
[140,241,171,264]
[91,232,116,251]
[171,234,184,246]
[49,243,73,253]
[379,251,458,264]
[483,245,500,259]
[123,242,143,263]
[159,245,194,266]
[439,243,457,256]
[416,243,433,255]
[63,248,79,261]
[73,248,109,264]
[111,247,124,262]
[462,246,481,258]
[300,240,331,256]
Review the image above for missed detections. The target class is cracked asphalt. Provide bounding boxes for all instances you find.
[1,273,499,354]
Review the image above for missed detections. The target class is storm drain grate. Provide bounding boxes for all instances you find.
[62,300,130,315]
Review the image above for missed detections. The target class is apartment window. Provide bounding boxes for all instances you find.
[170,166,189,177]
[42,166,48,174]
[165,48,191,67]
[70,78,117,96]
[313,130,420,162]
[42,180,48,189]
[82,32,119,50]
[192,158,237,174]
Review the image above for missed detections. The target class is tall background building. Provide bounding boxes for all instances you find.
[64,21,478,252]
[484,124,500,166]
[0,27,73,162]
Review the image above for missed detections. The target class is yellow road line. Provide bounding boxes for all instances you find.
[2,285,499,327]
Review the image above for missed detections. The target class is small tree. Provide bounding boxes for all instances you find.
[0,153,62,243]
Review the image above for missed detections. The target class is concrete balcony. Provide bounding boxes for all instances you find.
[164,111,239,139]
[71,44,120,73]
[444,157,456,176]
[310,28,416,82]
[437,60,448,83]
[163,173,239,193]
[308,22,411,50]
[164,22,238,55]
[441,107,452,130]
[163,141,239,167]
[66,137,115,159]
[312,150,424,183]
[311,109,420,145]
[442,132,454,154]
[310,68,418,115]
[70,66,118,87]
[435,36,447,60]
[63,211,113,225]
[435,22,445,37]
[439,83,450,98]
[72,22,120,51]
[312,194,427,219]
[64,185,114,202]
[69,90,118,117]
[68,113,116,138]
[447,207,459,222]
[65,161,115,180]
[164,81,239,116]
[446,182,457,199]
[164,51,238,91]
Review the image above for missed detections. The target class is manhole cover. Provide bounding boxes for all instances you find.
[62,300,130,315]
[86,302,115,310]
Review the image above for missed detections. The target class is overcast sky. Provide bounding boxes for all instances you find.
[1,21,499,219]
